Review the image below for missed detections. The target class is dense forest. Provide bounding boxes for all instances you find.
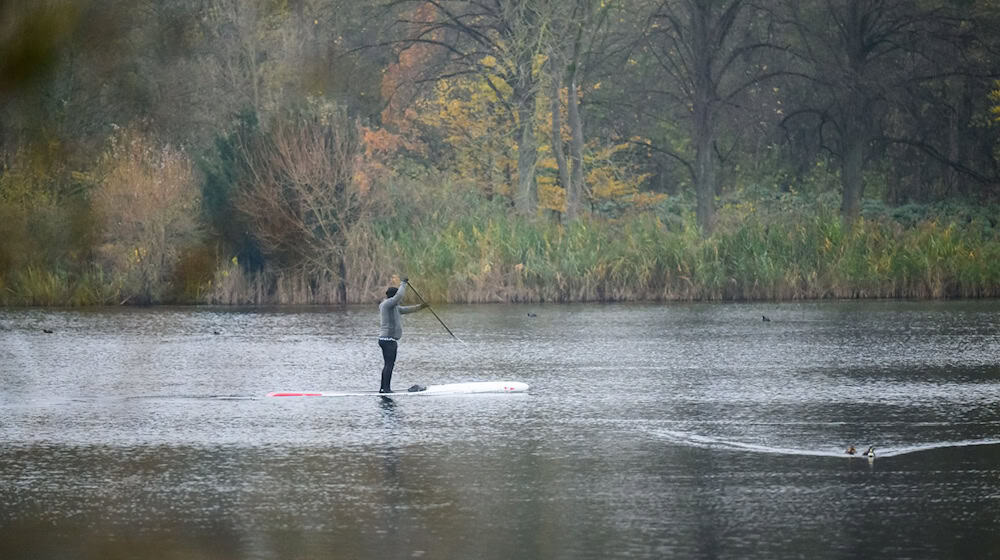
[1,0,1000,305]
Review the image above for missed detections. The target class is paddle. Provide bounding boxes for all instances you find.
[406,281,466,345]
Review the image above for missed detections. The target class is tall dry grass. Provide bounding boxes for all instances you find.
[376,186,1000,303]
[5,178,1000,306]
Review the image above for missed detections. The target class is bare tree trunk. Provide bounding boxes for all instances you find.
[510,2,541,216]
[549,54,571,203]
[566,9,588,222]
[840,134,865,224]
[566,70,585,221]
[514,86,538,215]
[337,255,347,304]
[691,3,716,234]
[951,79,975,196]
[693,104,716,234]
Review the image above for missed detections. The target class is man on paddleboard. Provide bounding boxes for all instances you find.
[378,277,428,393]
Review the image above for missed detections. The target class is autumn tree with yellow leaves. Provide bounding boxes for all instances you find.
[91,126,200,304]
[3,0,1000,304]
[384,0,547,214]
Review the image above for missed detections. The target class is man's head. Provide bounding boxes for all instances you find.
[386,286,398,298]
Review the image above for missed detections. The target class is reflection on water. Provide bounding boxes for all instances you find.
[1,301,1000,559]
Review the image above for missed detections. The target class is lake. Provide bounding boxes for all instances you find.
[2,301,999,559]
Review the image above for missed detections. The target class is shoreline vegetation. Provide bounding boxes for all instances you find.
[4,185,999,307]
[3,3,1000,308]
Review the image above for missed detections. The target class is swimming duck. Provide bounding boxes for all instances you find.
[762,315,771,322]
[845,445,856,455]
[864,446,875,458]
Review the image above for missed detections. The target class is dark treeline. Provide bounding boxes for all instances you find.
[1,0,999,305]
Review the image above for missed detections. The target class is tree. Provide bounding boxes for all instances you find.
[415,71,520,199]
[200,111,266,271]
[383,0,548,214]
[636,0,784,234]
[234,106,378,303]
[91,126,200,303]
[780,0,997,220]
[544,0,619,221]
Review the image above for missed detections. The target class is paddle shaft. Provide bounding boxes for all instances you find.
[406,282,464,343]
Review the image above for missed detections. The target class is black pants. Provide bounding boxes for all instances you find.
[378,338,398,392]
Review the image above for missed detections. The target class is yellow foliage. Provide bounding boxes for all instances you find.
[630,191,668,210]
[0,142,67,209]
[532,53,548,75]
[588,167,632,199]
[539,181,566,213]
[991,80,1000,123]
[417,68,661,216]
[584,142,655,210]
[91,126,200,298]
[416,76,520,195]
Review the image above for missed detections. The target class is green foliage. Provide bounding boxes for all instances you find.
[199,111,266,271]
[169,243,218,303]
[0,140,101,303]
[91,125,201,304]
[4,167,1000,305]
[369,185,1000,303]
[1,265,119,306]
[1,1,999,305]
[0,202,31,279]
[4,266,66,306]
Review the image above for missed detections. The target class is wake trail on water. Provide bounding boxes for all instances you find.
[651,429,1000,458]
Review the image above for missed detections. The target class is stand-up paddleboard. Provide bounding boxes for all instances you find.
[268,381,529,398]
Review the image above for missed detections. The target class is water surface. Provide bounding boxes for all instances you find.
[2,301,999,559]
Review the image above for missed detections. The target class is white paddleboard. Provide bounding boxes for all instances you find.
[267,381,529,397]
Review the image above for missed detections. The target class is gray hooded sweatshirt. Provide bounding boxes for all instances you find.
[378,282,422,340]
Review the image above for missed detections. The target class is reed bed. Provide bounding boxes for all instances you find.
[385,197,1000,303]
[4,190,999,306]
[2,266,122,306]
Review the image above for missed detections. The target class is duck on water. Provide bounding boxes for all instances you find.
[845,445,876,458]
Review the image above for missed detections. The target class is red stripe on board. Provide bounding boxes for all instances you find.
[267,392,322,397]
